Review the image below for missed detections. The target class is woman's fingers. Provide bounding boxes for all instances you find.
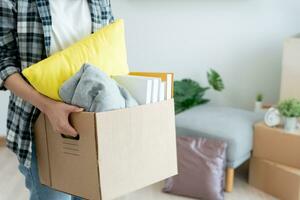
[67,105,84,113]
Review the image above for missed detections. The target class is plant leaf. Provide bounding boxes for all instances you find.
[174,79,210,114]
[278,99,300,118]
[207,69,224,91]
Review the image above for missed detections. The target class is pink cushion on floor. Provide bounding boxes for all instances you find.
[163,136,227,200]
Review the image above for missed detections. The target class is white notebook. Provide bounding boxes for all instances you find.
[151,78,161,103]
[112,75,153,105]
[159,82,166,101]
[128,72,173,101]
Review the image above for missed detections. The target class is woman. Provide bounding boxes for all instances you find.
[0,0,114,199]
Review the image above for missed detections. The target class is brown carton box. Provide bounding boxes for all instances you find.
[249,158,300,200]
[253,123,300,169]
[34,100,178,200]
[280,36,300,100]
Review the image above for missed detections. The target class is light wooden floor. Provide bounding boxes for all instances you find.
[0,147,276,200]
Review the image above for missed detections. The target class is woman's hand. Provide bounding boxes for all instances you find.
[44,100,83,137]
[4,73,83,137]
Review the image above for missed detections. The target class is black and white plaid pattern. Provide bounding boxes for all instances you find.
[0,0,114,168]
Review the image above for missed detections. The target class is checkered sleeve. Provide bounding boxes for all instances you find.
[107,0,115,23]
[0,0,20,91]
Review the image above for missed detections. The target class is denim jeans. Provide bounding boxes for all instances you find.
[18,143,82,200]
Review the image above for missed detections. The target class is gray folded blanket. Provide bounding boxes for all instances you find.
[59,63,138,112]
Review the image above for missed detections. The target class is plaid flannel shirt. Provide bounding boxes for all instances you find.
[0,0,114,168]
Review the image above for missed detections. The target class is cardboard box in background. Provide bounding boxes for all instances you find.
[34,100,178,200]
[253,123,300,169]
[280,36,300,100]
[0,136,5,147]
[249,158,300,200]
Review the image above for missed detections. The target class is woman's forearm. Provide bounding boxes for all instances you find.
[4,73,83,136]
[4,73,52,112]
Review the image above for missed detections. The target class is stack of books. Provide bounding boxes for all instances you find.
[112,72,174,105]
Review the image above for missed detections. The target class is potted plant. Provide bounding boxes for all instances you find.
[255,93,263,112]
[278,98,300,133]
[174,69,224,114]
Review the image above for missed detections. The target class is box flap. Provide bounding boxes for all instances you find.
[96,99,178,200]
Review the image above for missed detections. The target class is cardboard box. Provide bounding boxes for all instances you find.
[280,36,300,100]
[253,123,300,169]
[249,158,300,200]
[0,136,5,147]
[34,100,178,200]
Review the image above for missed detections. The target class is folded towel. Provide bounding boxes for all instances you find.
[59,63,138,112]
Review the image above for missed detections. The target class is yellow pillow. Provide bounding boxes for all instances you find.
[22,19,129,101]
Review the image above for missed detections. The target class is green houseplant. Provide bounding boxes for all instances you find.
[255,93,263,112]
[256,93,263,102]
[278,98,300,132]
[174,69,224,114]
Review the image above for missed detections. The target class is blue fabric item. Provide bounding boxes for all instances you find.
[175,105,264,168]
[59,63,138,112]
[18,143,82,200]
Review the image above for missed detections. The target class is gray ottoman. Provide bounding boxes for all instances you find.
[176,105,263,192]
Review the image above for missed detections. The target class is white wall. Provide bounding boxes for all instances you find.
[112,0,300,109]
[0,0,300,133]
